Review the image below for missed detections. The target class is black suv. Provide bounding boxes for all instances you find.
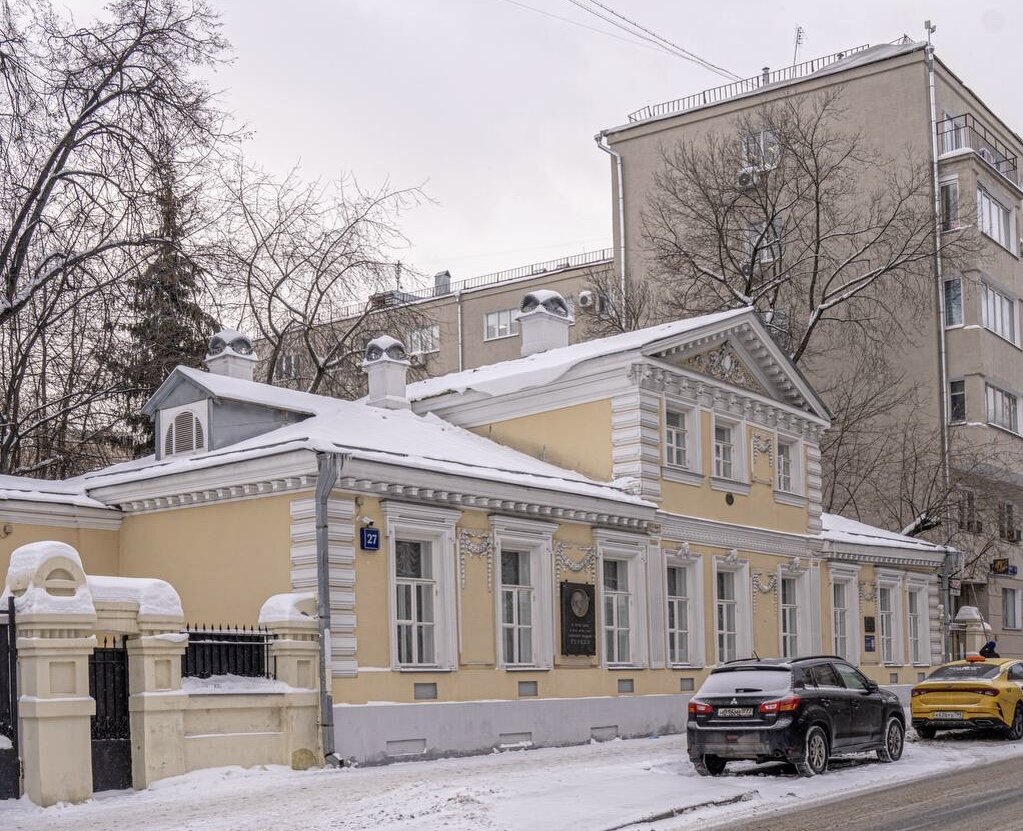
[686,656,905,777]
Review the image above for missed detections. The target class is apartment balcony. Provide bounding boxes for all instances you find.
[938,113,1019,186]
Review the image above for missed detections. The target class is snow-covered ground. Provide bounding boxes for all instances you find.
[3,731,1022,831]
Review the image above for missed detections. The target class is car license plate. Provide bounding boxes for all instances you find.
[932,710,963,720]
[717,707,753,717]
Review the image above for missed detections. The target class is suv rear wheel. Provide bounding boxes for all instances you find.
[876,716,904,762]
[795,725,829,777]
[692,754,727,776]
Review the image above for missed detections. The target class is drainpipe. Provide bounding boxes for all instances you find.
[455,289,464,372]
[315,450,346,766]
[595,130,627,306]
[925,27,954,661]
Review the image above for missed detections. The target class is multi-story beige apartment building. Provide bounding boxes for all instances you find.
[597,36,1023,652]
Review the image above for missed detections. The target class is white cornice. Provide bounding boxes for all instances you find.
[822,543,946,569]
[0,499,122,531]
[657,510,819,557]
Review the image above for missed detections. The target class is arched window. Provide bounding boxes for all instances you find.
[162,409,206,456]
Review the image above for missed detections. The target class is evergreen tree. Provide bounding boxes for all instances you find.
[106,146,219,455]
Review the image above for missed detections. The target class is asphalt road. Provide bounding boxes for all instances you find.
[707,753,1023,831]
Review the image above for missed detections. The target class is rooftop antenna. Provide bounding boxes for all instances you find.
[792,25,805,64]
[924,19,937,48]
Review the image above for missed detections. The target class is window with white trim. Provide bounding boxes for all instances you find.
[949,380,966,423]
[160,404,207,458]
[907,590,922,665]
[500,550,533,665]
[665,409,690,468]
[484,309,519,340]
[780,577,798,658]
[878,586,895,664]
[943,277,962,326]
[776,439,800,494]
[833,582,849,659]
[408,324,440,355]
[716,570,737,662]
[978,187,1012,249]
[492,517,556,669]
[395,540,436,666]
[274,352,301,381]
[940,180,960,232]
[742,129,780,170]
[603,559,631,664]
[986,384,1019,433]
[666,565,690,665]
[1003,587,1020,630]
[981,283,1017,344]
[714,422,735,480]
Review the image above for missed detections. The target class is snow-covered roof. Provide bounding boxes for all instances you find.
[0,474,112,511]
[820,512,953,553]
[80,372,650,509]
[406,308,751,402]
[141,365,325,417]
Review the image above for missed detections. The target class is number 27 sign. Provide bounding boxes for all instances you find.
[360,527,380,551]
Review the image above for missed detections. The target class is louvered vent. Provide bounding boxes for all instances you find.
[163,410,206,456]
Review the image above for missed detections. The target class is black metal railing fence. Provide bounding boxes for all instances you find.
[181,625,276,679]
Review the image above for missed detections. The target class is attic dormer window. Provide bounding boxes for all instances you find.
[160,404,207,457]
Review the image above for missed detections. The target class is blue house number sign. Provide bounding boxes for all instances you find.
[360,526,380,551]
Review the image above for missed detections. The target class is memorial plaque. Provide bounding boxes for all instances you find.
[864,634,876,653]
[560,582,596,656]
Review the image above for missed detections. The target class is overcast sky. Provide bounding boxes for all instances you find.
[68,1,1023,289]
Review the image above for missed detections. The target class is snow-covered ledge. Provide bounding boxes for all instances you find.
[259,591,319,691]
[88,574,185,635]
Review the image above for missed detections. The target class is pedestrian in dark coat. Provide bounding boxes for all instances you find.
[980,640,1000,658]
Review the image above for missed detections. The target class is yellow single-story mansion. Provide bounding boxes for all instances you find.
[0,294,956,762]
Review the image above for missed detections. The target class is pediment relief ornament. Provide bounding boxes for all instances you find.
[680,343,768,397]
[554,540,598,580]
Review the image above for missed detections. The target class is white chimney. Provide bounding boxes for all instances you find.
[205,329,257,381]
[516,289,573,356]
[362,335,410,409]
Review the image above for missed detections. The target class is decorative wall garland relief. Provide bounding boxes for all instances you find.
[554,540,598,581]
[457,528,494,591]
[752,570,778,612]
[858,580,876,603]
[751,434,775,467]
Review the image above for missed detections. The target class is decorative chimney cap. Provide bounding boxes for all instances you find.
[518,289,573,322]
[363,335,409,365]
[207,329,254,359]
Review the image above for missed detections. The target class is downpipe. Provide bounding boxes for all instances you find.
[315,450,347,767]
[595,130,627,305]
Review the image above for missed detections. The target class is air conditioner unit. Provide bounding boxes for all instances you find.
[737,167,758,189]
[577,290,605,313]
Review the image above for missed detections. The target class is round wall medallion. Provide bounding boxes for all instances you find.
[570,589,590,617]
[725,492,735,505]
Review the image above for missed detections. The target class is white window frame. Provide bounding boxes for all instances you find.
[829,565,861,666]
[383,502,460,671]
[665,553,704,667]
[981,282,1019,346]
[1003,586,1021,631]
[949,379,966,424]
[711,415,747,487]
[712,556,751,665]
[986,383,1020,434]
[905,574,934,666]
[943,276,963,327]
[977,186,1014,250]
[876,570,905,667]
[939,178,960,232]
[408,324,440,355]
[394,539,437,666]
[275,352,301,381]
[662,400,702,484]
[158,401,208,459]
[484,309,520,341]
[774,434,803,498]
[741,128,780,171]
[491,517,556,670]
[596,530,649,668]
[775,563,818,659]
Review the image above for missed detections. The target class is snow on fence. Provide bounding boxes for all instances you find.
[181,625,277,680]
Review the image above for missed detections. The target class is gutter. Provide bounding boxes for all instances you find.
[455,289,464,372]
[594,130,627,305]
[314,450,347,766]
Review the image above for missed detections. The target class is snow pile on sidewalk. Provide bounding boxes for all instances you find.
[3,732,1023,831]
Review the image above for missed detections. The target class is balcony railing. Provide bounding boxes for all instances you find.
[627,43,872,123]
[331,248,613,321]
[938,113,1018,184]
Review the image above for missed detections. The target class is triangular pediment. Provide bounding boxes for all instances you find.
[646,317,829,420]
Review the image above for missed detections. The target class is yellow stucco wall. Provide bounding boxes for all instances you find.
[0,523,120,580]
[116,495,296,624]
[470,399,613,482]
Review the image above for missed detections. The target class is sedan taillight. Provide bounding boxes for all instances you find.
[688,699,713,715]
[759,694,801,714]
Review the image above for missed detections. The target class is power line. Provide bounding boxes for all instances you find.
[565,0,741,81]
[490,0,676,55]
